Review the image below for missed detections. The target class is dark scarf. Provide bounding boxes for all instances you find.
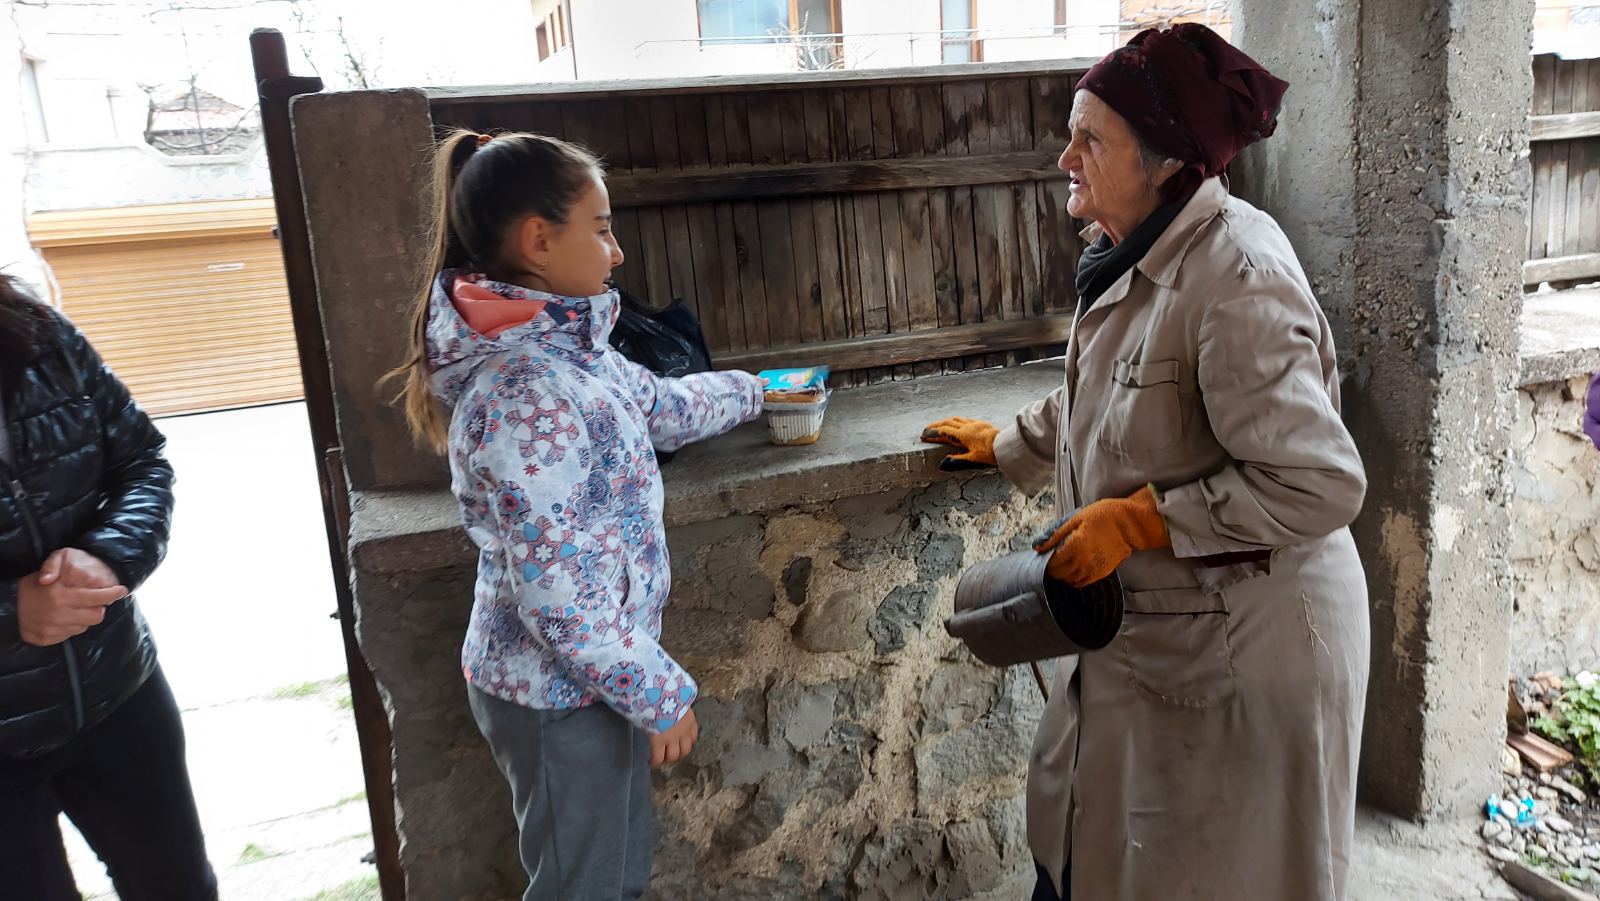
[1074,201,1184,317]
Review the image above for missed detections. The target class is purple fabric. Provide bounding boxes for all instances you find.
[1078,23,1289,202]
[1585,371,1600,451]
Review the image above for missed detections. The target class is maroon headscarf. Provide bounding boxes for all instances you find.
[1078,24,1289,202]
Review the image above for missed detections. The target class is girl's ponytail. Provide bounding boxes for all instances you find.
[385,129,483,453]
[383,128,603,454]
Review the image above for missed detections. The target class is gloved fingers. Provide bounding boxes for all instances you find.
[1032,513,1083,554]
[1043,531,1108,588]
[938,454,997,472]
[920,427,967,448]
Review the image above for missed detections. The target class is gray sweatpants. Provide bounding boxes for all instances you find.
[467,685,654,901]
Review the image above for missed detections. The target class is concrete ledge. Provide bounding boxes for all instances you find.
[348,363,1064,575]
[1520,288,1600,386]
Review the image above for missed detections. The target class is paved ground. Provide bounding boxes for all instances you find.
[1351,808,1524,901]
[61,402,376,900]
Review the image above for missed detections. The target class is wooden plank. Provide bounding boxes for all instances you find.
[674,94,730,353]
[424,58,1100,106]
[918,83,962,376]
[829,89,864,388]
[844,88,890,344]
[1507,731,1575,772]
[780,91,826,344]
[719,316,1076,373]
[1500,860,1596,901]
[602,150,1070,206]
[723,94,771,350]
[1533,54,1557,116]
[584,100,649,300]
[988,80,1023,326]
[1007,78,1044,321]
[942,82,985,372]
[1563,65,1589,260]
[624,98,675,308]
[966,81,1006,369]
[1524,252,1600,286]
[892,83,941,379]
[703,95,747,353]
[1530,111,1600,142]
[804,91,849,346]
[1034,73,1079,315]
[1583,63,1600,255]
[748,93,801,349]
[649,97,700,311]
[1549,58,1575,257]
[870,86,912,381]
[1531,55,1556,261]
[986,78,1026,369]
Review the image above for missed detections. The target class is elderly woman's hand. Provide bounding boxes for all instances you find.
[1034,487,1171,587]
[920,416,999,471]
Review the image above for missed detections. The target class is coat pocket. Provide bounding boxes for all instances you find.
[1098,359,1183,457]
[1119,588,1236,709]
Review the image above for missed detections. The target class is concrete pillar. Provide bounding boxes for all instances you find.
[1234,0,1533,818]
[292,88,443,493]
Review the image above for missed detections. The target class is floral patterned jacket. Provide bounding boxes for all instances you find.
[427,271,763,733]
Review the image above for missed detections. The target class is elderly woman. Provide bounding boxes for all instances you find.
[922,25,1369,901]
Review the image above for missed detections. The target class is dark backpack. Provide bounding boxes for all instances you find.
[607,285,715,462]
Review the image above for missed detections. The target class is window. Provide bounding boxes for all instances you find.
[698,0,786,43]
[696,0,839,45]
[941,0,981,63]
[534,2,572,63]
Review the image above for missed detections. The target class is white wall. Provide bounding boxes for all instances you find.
[569,0,804,80]
[0,9,45,292]
[977,0,1118,62]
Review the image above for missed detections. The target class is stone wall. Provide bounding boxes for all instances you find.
[1511,375,1600,676]
[351,472,1055,900]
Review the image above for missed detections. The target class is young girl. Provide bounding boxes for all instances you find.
[389,130,763,900]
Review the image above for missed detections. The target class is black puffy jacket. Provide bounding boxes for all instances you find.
[0,307,174,759]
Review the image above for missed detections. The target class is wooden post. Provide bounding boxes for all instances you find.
[250,28,405,901]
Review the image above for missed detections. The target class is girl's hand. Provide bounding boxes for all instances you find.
[649,708,699,768]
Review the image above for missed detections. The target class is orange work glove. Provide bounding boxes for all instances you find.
[920,416,998,471]
[1033,486,1171,587]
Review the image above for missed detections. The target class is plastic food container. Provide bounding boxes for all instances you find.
[764,391,829,446]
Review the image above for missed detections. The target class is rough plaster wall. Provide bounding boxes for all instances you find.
[352,474,1054,900]
[1510,377,1600,676]
[1235,0,1530,818]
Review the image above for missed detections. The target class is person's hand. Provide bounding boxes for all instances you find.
[650,708,699,768]
[920,416,999,471]
[39,548,122,590]
[17,549,127,646]
[1033,487,1171,587]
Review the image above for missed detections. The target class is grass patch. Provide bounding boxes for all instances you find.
[267,674,347,701]
[237,842,279,865]
[335,790,367,807]
[296,874,380,901]
[1532,674,1600,783]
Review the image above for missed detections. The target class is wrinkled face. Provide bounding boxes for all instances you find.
[513,170,625,297]
[1058,90,1164,238]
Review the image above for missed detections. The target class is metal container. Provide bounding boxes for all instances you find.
[944,549,1124,667]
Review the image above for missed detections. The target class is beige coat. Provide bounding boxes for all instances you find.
[994,178,1370,901]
